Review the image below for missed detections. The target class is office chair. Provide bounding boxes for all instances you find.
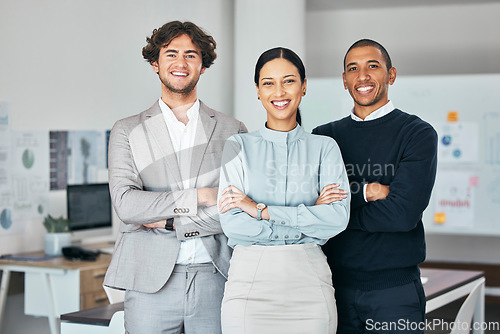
[107,310,125,334]
[450,280,484,334]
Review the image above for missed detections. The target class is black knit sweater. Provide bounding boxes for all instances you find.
[313,109,438,290]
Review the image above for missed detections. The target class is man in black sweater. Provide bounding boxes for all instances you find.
[313,39,438,333]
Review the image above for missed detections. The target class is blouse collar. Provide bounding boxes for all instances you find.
[259,123,304,143]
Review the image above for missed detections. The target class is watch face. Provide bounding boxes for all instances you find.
[256,203,266,210]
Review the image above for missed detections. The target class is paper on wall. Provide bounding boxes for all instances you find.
[437,122,479,163]
[0,102,13,234]
[7,131,50,235]
[433,170,476,228]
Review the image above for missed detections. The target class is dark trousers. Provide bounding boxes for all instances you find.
[335,279,426,334]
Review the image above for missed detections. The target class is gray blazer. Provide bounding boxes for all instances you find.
[104,101,247,293]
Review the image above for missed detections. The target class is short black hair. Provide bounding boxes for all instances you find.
[254,47,306,126]
[343,39,392,71]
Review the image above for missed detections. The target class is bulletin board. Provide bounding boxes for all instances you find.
[301,74,500,236]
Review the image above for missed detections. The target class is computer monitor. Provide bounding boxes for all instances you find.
[66,183,113,243]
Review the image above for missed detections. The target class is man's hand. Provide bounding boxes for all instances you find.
[366,183,390,202]
[197,187,219,207]
[143,220,175,230]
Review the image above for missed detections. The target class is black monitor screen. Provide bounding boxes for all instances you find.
[66,183,112,231]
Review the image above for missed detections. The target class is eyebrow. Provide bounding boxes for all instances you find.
[346,60,381,68]
[260,74,297,81]
[164,49,200,55]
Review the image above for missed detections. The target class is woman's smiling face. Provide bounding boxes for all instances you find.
[256,58,306,131]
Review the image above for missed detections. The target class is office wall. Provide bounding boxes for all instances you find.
[0,0,234,254]
[305,2,500,77]
[305,2,500,264]
[233,0,306,132]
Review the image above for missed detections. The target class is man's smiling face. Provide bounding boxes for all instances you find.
[343,45,396,118]
[152,34,205,96]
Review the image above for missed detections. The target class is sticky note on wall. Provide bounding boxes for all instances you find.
[434,212,446,224]
[447,111,459,122]
[469,176,479,187]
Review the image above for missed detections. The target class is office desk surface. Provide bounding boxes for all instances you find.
[0,244,113,270]
[61,302,124,326]
[0,242,114,334]
[422,267,484,300]
[60,268,485,327]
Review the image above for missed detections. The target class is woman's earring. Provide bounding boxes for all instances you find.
[258,96,260,100]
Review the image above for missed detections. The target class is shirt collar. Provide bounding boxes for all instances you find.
[350,100,395,122]
[158,98,200,124]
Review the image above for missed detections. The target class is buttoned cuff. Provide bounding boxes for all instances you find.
[268,225,301,241]
[267,206,298,229]
[172,188,197,217]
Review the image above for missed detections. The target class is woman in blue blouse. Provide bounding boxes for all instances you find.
[218,47,350,333]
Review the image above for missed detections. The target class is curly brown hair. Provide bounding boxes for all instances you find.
[142,21,216,69]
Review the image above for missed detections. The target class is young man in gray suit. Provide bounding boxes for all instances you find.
[104,21,247,334]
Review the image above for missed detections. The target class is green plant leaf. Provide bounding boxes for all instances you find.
[42,214,70,233]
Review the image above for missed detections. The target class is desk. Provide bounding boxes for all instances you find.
[61,302,123,334]
[0,244,112,334]
[60,268,486,334]
[423,268,485,334]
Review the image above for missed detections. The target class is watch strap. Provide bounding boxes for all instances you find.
[256,203,266,220]
[165,218,174,231]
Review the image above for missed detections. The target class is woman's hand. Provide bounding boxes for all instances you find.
[315,184,348,205]
[219,185,258,217]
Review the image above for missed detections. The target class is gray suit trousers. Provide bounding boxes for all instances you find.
[124,263,226,334]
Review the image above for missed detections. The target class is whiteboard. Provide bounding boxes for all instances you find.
[301,74,500,236]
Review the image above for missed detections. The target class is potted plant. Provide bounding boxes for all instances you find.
[43,214,72,255]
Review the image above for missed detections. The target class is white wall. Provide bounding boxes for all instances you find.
[233,0,306,132]
[305,2,500,78]
[0,0,233,254]
[305,2,500,264]
[0,0,235,130]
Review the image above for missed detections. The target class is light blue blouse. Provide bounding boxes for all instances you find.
[218,125,350,248]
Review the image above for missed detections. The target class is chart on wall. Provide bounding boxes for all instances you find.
[0,129,50,236]
[1,126,109,236]
[301,74,500,236]
[0,101,12,233]
[50,130,109,190]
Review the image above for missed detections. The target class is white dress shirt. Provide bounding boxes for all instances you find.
[350,101,395,201]
[159,98,212,264]
[350,100,395,122]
